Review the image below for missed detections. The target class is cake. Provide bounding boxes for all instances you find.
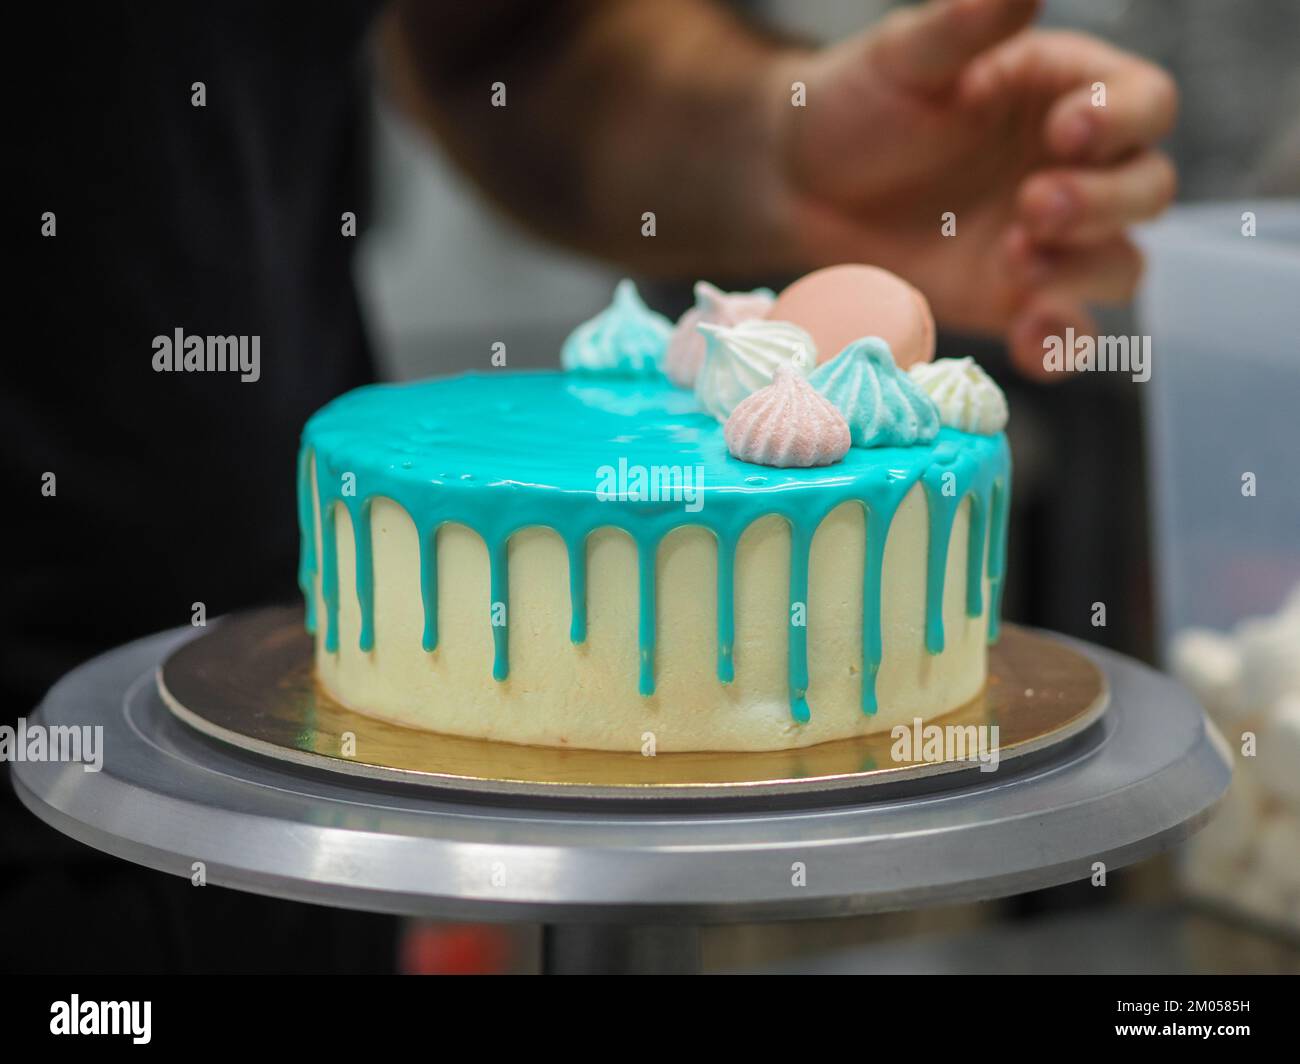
[297,265,1011,752]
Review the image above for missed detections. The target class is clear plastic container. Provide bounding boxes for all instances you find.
[1139,201,1300,937]
[1136,200,1300,658]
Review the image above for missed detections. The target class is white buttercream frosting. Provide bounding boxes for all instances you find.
[694,319,817,422]
[907,356,1008,435]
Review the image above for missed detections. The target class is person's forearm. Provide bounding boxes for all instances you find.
[387,0,801,277]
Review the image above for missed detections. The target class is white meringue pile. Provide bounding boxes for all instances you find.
[664,282,774,388]
[908,356,1009,435]
[694,318,818,422]
[1172,583,1300,931]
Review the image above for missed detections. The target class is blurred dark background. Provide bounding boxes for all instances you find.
[5,0,1297,974]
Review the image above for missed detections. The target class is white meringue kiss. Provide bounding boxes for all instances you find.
[665,282,774,388]
[694,318,817,422]
[907,356,1008,435]
[724,364,851,468]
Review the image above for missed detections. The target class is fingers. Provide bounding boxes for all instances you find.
[959,30,1178,160]
[1008,297,1098,382]
[1001,229,1143,380]
[1017,150,1177,243]
[1043,61,1178,162]
[874,0,1040,93]
[1005,227,1145,303]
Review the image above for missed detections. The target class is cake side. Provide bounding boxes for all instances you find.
[307,480,998,751]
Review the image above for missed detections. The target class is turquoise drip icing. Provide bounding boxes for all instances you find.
[419,526,439,652]
[986,476,1011,642]
[318,501,340,654]
[787,523,812,724]
[488,538,509,680]
[296,371,1011,722]
[349,497,376,653]
[915,440,984,656]
[566,537,588,644]
[637,536,659,696]
[296,446,317,634]
[715,533,736,683]
[919,478,956,655]
[859,502,898,715]
[965,492,986,618]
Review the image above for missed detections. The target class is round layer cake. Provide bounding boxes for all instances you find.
[297,294,1012,751]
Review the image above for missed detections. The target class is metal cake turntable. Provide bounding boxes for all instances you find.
[12,607,1231,973]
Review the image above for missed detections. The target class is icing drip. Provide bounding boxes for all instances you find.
[788,522,813,722]
[561,280,672,376]
[988,477,1011,641]
[908,356,1009,435]
[353,498,376,652]
[489,539,509,680]
[724,362,851,468]
[715,532,737,683]
[566,537,587,643]
[694,319,817,421]
[637,537,657,695]
[419,526,438,651]
[299,372,1010,723]
[665,281,775,388]
[808,336,940,448]
[296,446,317,635]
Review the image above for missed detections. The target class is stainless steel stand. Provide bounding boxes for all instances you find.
[11,623,1231,974]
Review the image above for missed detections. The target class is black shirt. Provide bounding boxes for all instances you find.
[8,3,379,705]
[6,3,381,854]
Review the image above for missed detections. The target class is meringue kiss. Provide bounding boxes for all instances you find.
[694,318,817,422]
[724,363,851,468]
[665,282,775,388]
[908,356,1008,435]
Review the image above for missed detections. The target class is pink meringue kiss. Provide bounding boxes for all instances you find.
[769,264,936,369]
[724,364,851,468]
[665,282,775,388]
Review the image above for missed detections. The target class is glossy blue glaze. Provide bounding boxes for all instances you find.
[298,371,1010,721]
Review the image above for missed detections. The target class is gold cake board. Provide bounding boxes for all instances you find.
[156,607,1107,801]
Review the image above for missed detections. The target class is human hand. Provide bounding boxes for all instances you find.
[773,0,1177,376]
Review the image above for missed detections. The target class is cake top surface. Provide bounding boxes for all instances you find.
[303,369,1000,519]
